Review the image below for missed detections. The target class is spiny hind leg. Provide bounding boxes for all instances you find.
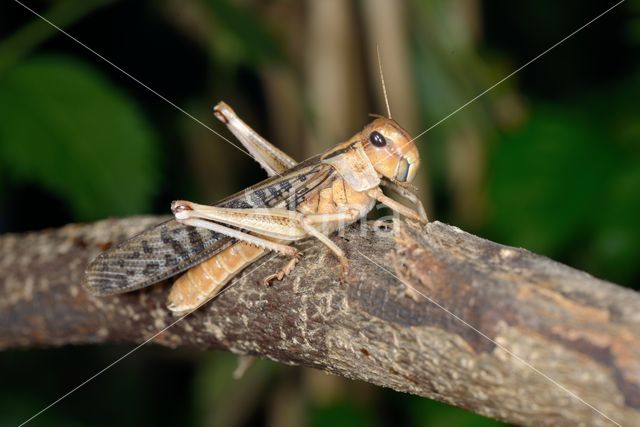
[174,201,307,286]
[175,215,300,286]
[173,210,299,258]
[213,102,296,177]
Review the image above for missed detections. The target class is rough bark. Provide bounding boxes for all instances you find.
[1,217,639,426]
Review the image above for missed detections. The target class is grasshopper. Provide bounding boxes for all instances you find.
[85,102,427,315]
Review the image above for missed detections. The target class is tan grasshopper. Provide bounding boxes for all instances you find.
[85,102,427,315]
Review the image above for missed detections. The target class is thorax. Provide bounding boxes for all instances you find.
[296,177,376,232]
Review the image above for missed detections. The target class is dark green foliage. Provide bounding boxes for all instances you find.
[488,106,616,255]
[488,87,640,285]
[0,56,159,220]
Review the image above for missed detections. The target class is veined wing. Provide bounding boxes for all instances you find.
[84,156,336,295]
[84,219,231,295]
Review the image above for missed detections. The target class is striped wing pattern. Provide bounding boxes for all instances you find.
[84,158,335,295]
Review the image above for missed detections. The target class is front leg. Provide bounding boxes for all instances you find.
[367,187,428,224]
[380,179,429,221]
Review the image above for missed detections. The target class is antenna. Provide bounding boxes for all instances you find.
[376,45,392,119]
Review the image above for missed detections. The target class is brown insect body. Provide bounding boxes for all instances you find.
[167,117,421,314]
[85,101,427,315]
[168,241,265,313]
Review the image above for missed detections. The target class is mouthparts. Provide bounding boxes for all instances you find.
[395,157,416,183]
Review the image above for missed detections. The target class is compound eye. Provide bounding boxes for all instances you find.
[369,131,387,148]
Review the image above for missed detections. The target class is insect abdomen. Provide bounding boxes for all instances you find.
[167,242,266,315]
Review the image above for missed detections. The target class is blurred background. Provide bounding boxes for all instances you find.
[0,0,638,426]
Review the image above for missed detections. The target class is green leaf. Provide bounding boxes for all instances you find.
[0,56,160,221]
[487,106,617,256]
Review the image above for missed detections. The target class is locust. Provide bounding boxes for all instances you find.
[84,102,428,315]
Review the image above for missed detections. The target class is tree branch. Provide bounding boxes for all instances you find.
[1,217,639,426]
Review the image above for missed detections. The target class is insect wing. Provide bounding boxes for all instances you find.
[85,220,230,295]
[84,157,336,295]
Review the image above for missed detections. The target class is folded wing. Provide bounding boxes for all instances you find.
[84,157,335,295]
